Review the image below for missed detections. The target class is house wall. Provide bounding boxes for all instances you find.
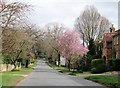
[112,31,120,59]
[102,45,112,58]
[60,56,66,66]
[0,64,14,72]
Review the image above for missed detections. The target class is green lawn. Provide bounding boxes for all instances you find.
[1,73,23,86]
[0,62,37,87]
[47,62,84,76]
[47,63,70,73]
[85,75,120,88]
[48,63,99,77]
[48,62,120,88]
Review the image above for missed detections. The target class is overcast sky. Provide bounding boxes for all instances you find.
[10,0,119,29]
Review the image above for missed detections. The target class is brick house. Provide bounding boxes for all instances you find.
[102,32,116,60]
[112,29,120,59]
[98,25,116,63]
[98,25,120,63]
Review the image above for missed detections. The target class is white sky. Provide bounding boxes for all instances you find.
[10,0,119,29]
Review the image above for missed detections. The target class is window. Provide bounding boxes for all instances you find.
[116,52,119,58]
[116,36,118,44]
[113,37,116,45]
[113,37,118,45]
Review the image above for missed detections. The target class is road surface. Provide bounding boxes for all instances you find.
[16,59,106,87]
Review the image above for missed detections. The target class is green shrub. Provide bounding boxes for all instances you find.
[78,70,83,73]
[78,54,93,71]
[91,65,108,74]
[108,58,120,71]
[11,69,20,71]
[91,59,104,67]
[91,59,107,73]
[114,59,120,71]
[91,68,97,74]
[2,56,12,64]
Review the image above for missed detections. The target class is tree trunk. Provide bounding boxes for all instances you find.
[58,53,60,67]
[13,63,16,69]
[25,59,29,68]
[68,59,70,71]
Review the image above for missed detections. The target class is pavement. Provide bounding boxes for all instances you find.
[16,59,106,87]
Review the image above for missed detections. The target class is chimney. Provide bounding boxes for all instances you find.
[110,24,115,33]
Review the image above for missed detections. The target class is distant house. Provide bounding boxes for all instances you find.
[98,25,120,64]
[97,25,115,63]
[102,32,116,60]
[60,56,66,66]
[112,29,120,58]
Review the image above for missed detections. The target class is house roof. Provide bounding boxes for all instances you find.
[103,33,116,42]
[113,29,120,37]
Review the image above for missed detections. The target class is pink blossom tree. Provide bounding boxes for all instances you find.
[58,29,89,70]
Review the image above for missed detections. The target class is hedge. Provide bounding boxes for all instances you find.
[91,59,104,67]
[91,65,108,74]
[108,58,120,71]
[91,59,107,74]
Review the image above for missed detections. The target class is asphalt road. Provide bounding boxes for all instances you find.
[16,59,106,87]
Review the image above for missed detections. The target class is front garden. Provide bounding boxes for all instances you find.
[47,57,120,88]
[0,61,37,87]
[85,75,120,88]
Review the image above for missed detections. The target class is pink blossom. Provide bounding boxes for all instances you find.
[57,29,89,59]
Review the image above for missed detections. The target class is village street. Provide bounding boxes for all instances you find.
[16,59,105,87]
[1,0,119,88]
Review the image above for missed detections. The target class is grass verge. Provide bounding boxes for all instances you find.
[47,62,83,76]
[47,62,120,87]
[0,62,37,87]
[85,75,120,88]
[47,63,70,73]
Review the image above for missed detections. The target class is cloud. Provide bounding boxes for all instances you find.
[10,0,118,29]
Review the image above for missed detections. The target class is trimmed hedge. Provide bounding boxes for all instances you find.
[91,58,120,73]
[91,59,107,74]
[91,59,104,67]
[108,58,120,71]
[91,65,108,74]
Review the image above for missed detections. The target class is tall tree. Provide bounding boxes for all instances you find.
[0,0,30,29]
[0,0,37,68]
[43,22,65,66]
[74,5,110,46]
[88,38,96,56]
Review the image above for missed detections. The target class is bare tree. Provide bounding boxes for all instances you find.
[74,5,110,45]
[0,0,30,56]
[2,23,39,68]
[2,27,26,68]
[0,0,30,29]
[36,22,65,65]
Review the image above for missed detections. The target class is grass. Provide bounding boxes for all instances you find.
[85,75,120,88]
[47,62,84,76]
[47,61,120,87]
[48,63,70,73]
[1,73,23,86]
[0,61,37,87]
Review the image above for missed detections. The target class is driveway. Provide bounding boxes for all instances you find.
[16,59,106,87]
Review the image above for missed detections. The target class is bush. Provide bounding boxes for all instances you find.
[91,59,107,73]
[91,65,108,74]
[108,58,120,71]
[78,70,83,73]
[91,68,97,74]
[78,54,93,71]
[91,59,104,67]
[2,56,12,64]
